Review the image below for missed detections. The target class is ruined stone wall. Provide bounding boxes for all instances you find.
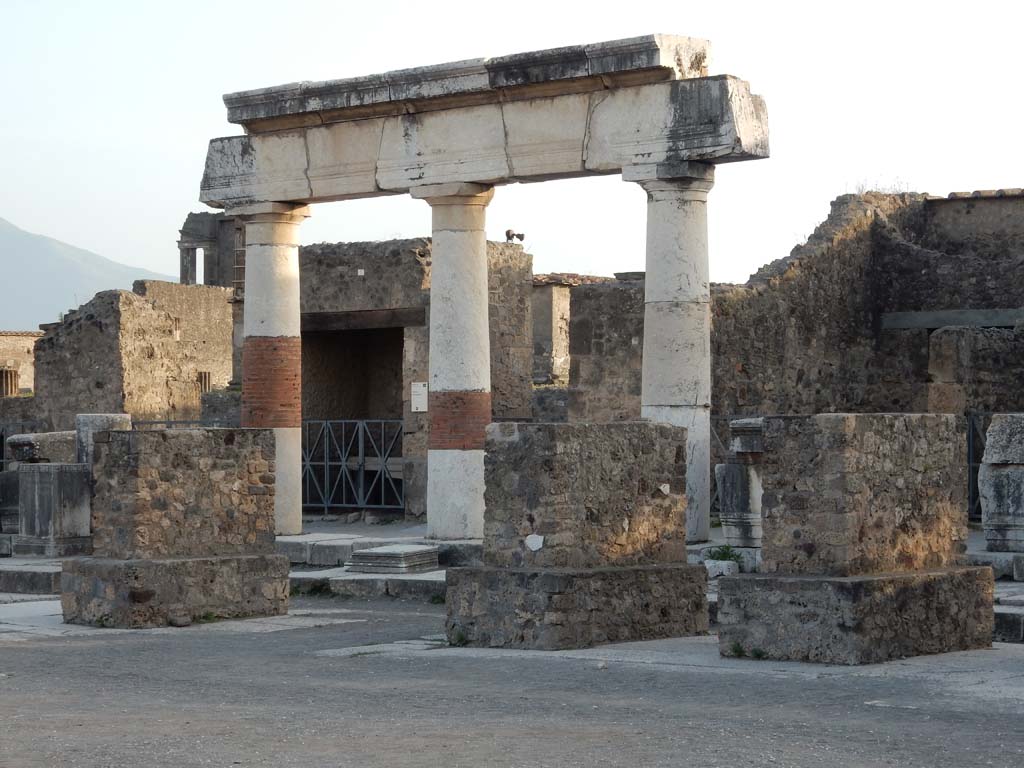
[201,388,242,427]
[90,428,276,559]
[565,192,1024,424]
[28,283,233,430]
[33,291,126,430]
[487,244,533,420]
[567,278,645,422]
[928,327,1024,414]
[758,414,967,576]
[0,332,41,394]
[531,284,571,385]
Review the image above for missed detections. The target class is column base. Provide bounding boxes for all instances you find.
[446,564,708,650]
[61,554,290,629]
[717,567,994,664]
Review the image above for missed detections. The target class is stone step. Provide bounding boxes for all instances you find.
[276,533,480,569]
[0,533,12,557]
[967,550,1024,581]
[994,606,1024,644]
[289,567,445,601]
[0,558,61,594]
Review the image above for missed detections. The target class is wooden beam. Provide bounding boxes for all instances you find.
[881,309,1024,330]
[301,307,426,333]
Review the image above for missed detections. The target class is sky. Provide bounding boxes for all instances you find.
[2,0,1022,284]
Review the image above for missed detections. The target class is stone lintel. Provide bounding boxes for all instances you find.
[225,35,712,131]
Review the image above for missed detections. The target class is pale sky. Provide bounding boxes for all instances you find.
[2,0,1022,284]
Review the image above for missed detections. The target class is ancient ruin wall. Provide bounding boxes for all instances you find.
[567,278,645,422]
[33,291,126,430]
[0,332,42,394]
[928,327,1024,414]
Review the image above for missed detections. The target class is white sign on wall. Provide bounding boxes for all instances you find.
[411,382,428,412]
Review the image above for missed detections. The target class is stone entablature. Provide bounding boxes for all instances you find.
[224,36,712,130]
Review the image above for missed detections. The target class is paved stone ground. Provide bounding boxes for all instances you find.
[1,596,1023,767]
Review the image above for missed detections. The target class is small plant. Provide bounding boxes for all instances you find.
[730,640,747,658]
[429,594,446,605]
[196,611,218,624]
[706,544,743,564]
[751,647,767,660]
[449,629,469,647]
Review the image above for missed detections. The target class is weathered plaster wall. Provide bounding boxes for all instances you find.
[0,332,41,394]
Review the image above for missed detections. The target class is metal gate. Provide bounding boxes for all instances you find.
[302,420,404,512]
[967,412,992,523]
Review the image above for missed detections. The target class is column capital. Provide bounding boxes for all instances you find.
[623,162,715,196]
[409,182,494,206]
[225,202,312,222]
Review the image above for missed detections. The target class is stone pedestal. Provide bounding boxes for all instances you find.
[714,417,764,550]
[14,463,91,557]
[718,414,992,664]
[718,569,993,665]
[411,183,494,541]
[980,414,1024,552]
[446,422,707,650]
[61,428,288,628]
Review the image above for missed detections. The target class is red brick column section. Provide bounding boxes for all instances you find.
[428,391,492,450]
[241,337,302,428]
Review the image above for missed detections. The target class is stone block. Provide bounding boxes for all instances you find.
[704,559,739,579]
[482,422,688,569]
[445,564,707,650]
[6,431,76,464]
[15,464,91,557]
[308,539,355,567]
[0,534,10,557]
[993,607,1024,643]
[759,414,967,576]
[983,414,1024,464]
[75,414,131,466]
[90,429,276,559]
[717,567,993,664]
[61,554,289,629]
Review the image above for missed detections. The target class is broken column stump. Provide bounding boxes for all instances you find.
[718,414,993,664]
[980,414,1024,552]
[61,428,289,628]
[446,422,707,650]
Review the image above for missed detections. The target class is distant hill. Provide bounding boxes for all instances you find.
[0,216,173,329]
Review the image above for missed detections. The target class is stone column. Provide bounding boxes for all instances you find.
[179,245,197,285]
[410,183,494,540]
[233,202,310,536]
[626,162,715,543]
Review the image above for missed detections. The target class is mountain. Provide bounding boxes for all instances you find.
[0,217,174,329]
